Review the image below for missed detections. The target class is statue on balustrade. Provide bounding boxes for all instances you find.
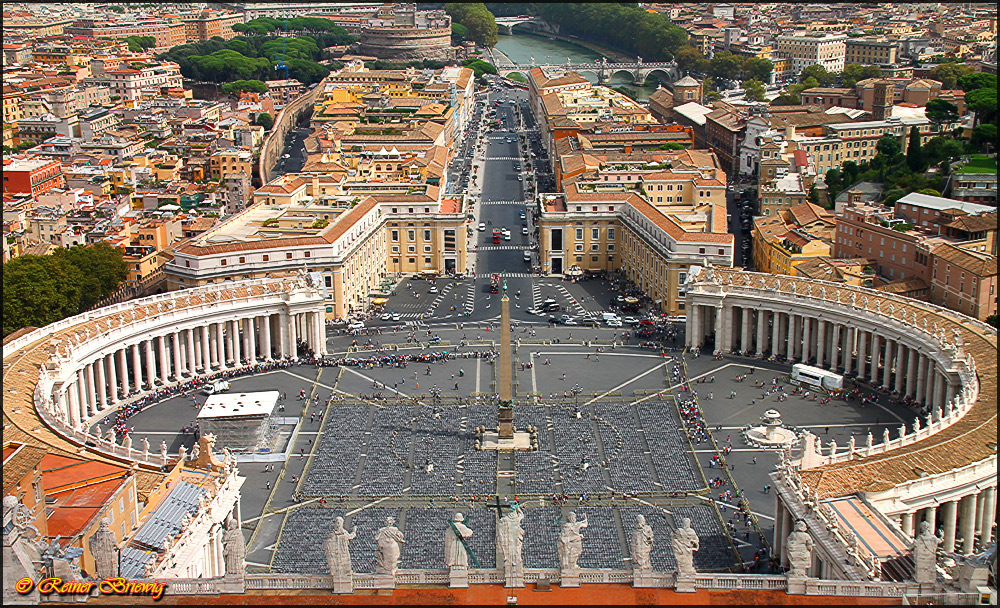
[325,516,357,580]
[630,514,655,571]
[558,511,588,572]
[222,515,246,577]
[374,516,405,576]
[444,512,474,570]
[497,504,525,585]
[671,517,699,577]
[913,521,940,585]
[785,520,815,578]
[89,518,119,579]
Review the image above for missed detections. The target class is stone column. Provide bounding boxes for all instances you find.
[278,311,289,359]
[882,339,894,389]
[923,504,937,535]
[981,487,996,545]
[829,323,840,372]
[290,314,299,355]
[771,311,781,357]
[217,322,227,367]
[132,344,144,392]
[158,335,169,383]
[906,347,918,398]
[869,333,880,384]
[780,504,794,568]
[118,348,130,396]
[786,314,797,361]
[941,499,959,553]
[960,493,978,554]
[261,314,272,361]
[916,355,928,404]
[894,344,906,394]
[687,304,700,350]
[95,359,107,411]
[773,498,785,563]
[209,324,219,369]
[933,371,947,410]
[67,376,80,427]
[80,363,97,418]
[901,512,914,538]
[714,306,725,353]
[172,332,183,381]
[315,312,325,356]
[856,330,867,378]
[231,320,242,366]
[843,326,854,374]
[144,339,156,388]
[201,325,211,371]
[741,307,751,354]
[802,316,812,363]
[944,381,957,407]
[106,353,118,404]
[778,312,788,357]
[186,329,197,376]
[974,489,987,549]
[815,320,826,368]
[757,310,768,356]
[246,317,257,364]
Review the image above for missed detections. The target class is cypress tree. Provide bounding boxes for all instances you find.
[907,126,925,173]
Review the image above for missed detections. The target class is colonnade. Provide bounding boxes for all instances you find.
[686,303,958,410]
[899,486,997,555]
[56,310,326,427]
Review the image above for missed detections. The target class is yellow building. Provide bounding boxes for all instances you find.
[209,149,253,180]
[751,202,835,276]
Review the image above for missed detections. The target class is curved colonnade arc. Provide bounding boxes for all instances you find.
[2,277,326,473]
[684,268,997,560]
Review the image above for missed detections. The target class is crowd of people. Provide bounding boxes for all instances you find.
[329,349,499,369]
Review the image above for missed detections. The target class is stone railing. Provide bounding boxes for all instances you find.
[105,571,918,598]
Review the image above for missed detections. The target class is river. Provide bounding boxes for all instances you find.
[493,32,661,101]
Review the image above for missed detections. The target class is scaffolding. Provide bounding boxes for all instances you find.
[197,391,281,453]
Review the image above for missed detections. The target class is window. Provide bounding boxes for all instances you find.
[607,228,615,240]
[391,246,399,253]
[119,497,125,513]
[221,259,227,266]
[424,257,431,265]
[407,229,415,241]
[698,247,706,254]
[408,246,415,253]
[262,254,269,262]
[678,272,687,284]
[304,251,311,258]
[591,228,599,240]
[423,229,431,241]
[391,230,399,241]
[718,249,724,255]
[575,244,584,252]
[423,245,432,253]
[575,228,583,240]
[286,253,293,260]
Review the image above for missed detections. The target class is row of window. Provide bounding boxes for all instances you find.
[391,229,434,242]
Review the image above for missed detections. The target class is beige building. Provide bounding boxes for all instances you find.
[775,32,848,74]
[210,149,254,181]
[751,202,835,276]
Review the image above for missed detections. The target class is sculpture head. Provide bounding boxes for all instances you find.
[567,512,577,523]
[226,515,237,531]
[918,521,930,536]
[385,516,396,526]
[335,516,345,531]
[453,512,465,523]
[99,517,112,531]
[680,517,691,529]
[635,514,646,526]
[794,520,808,533]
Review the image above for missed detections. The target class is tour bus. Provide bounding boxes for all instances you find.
[791,364,843,391]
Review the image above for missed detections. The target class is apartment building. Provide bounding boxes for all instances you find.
[843,38,899,66]
[930,242,998,321]
[775,32,848,73]
[2,157,65,196]
[751,202,835,275]
[209,149,254,180]
[65,19,187,50]
[182,11,243,42]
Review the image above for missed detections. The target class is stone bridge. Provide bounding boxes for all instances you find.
[496,56,680,86]
[494,16,555,35]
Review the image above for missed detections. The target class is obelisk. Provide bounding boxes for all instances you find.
[498,294,514,439]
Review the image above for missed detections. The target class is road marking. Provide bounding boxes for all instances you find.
[346,488,411,516]
[582,361,667,406]
[280,370,337,391]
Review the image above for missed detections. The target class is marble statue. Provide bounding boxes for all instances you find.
[89,518,119,579]
[671,517,699,577]
[178,445,187,461]
[222,515,246,577]
[142,437,150,456]
[124,434,132,453]
[558,512,588,572]
[374,516,405,576]
[159,441,168,462]
[913,521,940,585]
[191,442,200,460]
[785,520,815,578]
[444,512,474,569]
[106,428,116,444]
[630,514,655,571]
[497,505,525,585]
[324,516,357,583]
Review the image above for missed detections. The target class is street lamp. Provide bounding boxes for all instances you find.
[571,384,583,405]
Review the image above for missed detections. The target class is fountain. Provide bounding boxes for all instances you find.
[744,409,798,448]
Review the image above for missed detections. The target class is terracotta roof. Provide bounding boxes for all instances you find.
[931,242,997,276]
[2,443,48,496]
[945,213,997,234]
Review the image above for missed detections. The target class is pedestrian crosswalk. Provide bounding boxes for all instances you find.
[485,156,522,161]
[479,200,527,206]
[493,272,536,278]
[473,245,529,251]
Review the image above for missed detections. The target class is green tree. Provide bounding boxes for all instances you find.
[906,126,923,172]
[957,72,997,92]
[710,51,745,81]
[255,112,274,130]
[839,63,883,88]
[674,46,708,75]
[451,22,469,40]
[970,124,997,153]
[808,185,820,205]
[742,79,767,102]
[52,243,127,311]
[446,3,498,48]
[924,98,959,125]
[221,79,268,95]
[965,87,998,127]
[771,92,801,106]
[986,314,998,329]
[743,57,773,83]
[799,64,836,87]
[876,134,902,158]
[923,136,964,164]
[656,142,686,150]
[928,63,975,89]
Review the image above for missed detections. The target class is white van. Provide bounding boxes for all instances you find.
[601,312,621,322]
[201,380,230,395]
[347,322,365,331]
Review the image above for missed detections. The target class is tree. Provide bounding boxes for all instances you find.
[924,98,959,125]
[808,185,820,205]
[52,243,127,312]
[445,3,498,48]
[876,134,902,158]
[970,124,997,153]
[710,51,744,81]
[907,126,926,173]
[742,79,767,102]
[221,79,268,95]
[799,64,836,87]
[986,314,998,329]
[928,63,975,89]
[674,46,707,75]
[743,57,773,83]
[923,136,964,164]
[255,112,274,130]
[839,63,883,88]
[957,72,997,93]
[771,92,801,106]
[965,87,998,127]
[451,22,469,40]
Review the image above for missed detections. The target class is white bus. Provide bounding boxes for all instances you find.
[791,364,843,391]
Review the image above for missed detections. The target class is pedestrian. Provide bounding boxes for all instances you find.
[752,456,757,465]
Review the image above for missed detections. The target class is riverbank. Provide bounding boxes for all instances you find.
[512,29,633,63]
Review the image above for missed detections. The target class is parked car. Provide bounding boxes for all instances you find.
[201,380,230,395]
